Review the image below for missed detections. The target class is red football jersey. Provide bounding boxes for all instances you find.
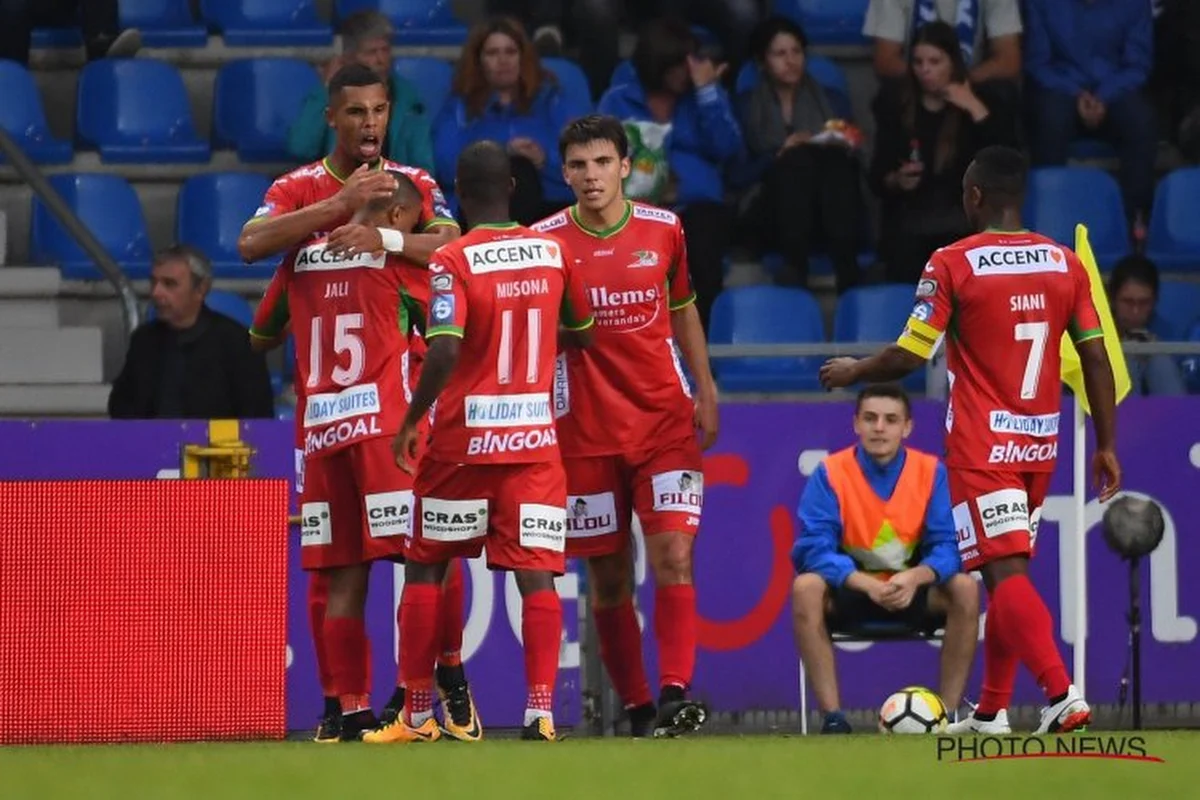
[244,157,457,261]
[285,238,428,459]
[896,230,1103,472]
[423,223,594,465]
[531,202,697,456]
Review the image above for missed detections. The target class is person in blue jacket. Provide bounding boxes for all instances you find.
[791,384,980,734]
[598,16,745,331]
[433,16,588,225]
[286,11,434,172]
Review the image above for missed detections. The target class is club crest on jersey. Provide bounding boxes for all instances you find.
[431,294,455,324]
[916,278,937,298]
[627,250,659,268]
[911,301,933,322]
[430,273,453,293]
[253,202,274,218]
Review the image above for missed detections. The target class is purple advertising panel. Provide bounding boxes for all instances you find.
[0,396,1196,730]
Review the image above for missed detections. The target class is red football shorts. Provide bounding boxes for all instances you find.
[299,436,415,570]
[563,436,704,558]
[949,468,1052,573]
[408,458,568,575]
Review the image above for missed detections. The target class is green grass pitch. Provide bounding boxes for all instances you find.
[3,731,1198,799]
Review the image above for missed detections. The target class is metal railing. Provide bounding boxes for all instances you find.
[0,128,139,338]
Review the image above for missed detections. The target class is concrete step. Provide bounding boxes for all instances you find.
[0,383,110,417]
[0,266,60,296]
[0,299,59,327]
[0,326,103,383]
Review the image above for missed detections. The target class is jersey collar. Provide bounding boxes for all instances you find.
[569,201,632,239]
[322,156,385,184]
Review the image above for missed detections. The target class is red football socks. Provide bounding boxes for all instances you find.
[324,615,369,713]
[976,595,1018,715]
[438,560,465,667]
[991,574,1071,701]
[655,584,697,691]
[400,583,441,725]
[522,590,561,717]
[594,600,653,708]
[308,572,333,696]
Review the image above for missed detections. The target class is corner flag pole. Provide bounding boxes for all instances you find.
[1072,392,1087,697]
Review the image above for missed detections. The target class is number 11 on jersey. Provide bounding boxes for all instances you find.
[497,308,542,385]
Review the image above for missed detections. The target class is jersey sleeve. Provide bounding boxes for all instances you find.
[1067,253,1104,344]
[249,266,291,340]
[244,174,304,227]
[412,169,459,232]
[559,241,595,332]
[399,263,429,335]
[666,220,697,311]
[896,252,953,360]
[425,251,466,339]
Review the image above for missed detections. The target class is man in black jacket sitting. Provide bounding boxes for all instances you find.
[108,245,275,420]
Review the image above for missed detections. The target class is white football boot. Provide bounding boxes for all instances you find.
[944,706,1012,735]
[1034,684,1091,734]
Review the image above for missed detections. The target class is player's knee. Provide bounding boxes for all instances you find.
[588,556,633,607]
[514,569,556,597]
[405,559,445,586]
[791,573,829,624]
[325,564,370,615]
[647,533,693,585]
[944,573,980,617]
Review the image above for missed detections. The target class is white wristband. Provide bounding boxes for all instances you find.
[379,228,405,254]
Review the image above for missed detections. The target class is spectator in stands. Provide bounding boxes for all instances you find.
[1108,255,1187,396]
[0,0,140,64]
[863,0,1022,114]
[287,11,434,172]
[599,16,744,330]
[108,246,274,421]
[1151,0,1200,162]
[734,16,863,294]
[869,21,1018,284]
[1023,0,1157,229]
[433,16,576,225]
[567,0,764,100]
[792,384,978,734]
[486,0,567,56]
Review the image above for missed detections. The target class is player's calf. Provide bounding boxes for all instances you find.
[645,531,706,736]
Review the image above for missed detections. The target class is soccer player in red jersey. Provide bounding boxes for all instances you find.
[249,181,477,743]
[368,141,594,744]
[531,115,719,738]
[820,146,1121,734]
[238,64,466,742]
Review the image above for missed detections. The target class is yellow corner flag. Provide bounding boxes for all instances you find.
[1059,223,1132,414]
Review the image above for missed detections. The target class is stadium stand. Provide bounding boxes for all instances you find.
[709,285,826,393]
[0,61,72,164]
[213,58,321,162]
[334,0,468,45]
[30,174,152,280]
[200,0,333,47]
[1023,167,1132,269]
[121,0,207,48]
[832,285,926,392]
[775,0,871,45]
[176,172,279,278]
[391,56,455,119]
[1147,167,1200,273]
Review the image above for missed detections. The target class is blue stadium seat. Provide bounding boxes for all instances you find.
[31,174,152,280]
[1024,167,1131,269]
[391,57,454,118]
[76,59,209,164]
[0,60,72,164]
[177,172,280,279]
[709,286,826,393]
[833,284,926,392]
[121,0,207,47]
[1151,279,1200,341]
[1147,168,1200,273]
[335,0,467,46]
[31,28,82,49]
[776,0,870,45]
[200,0,332,46]
[1068,137,1117,161]
[213,58,320,162]
[542,57,594,117]
[205,290,256,328]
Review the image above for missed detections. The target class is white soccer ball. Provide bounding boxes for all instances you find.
[878,686,948,734]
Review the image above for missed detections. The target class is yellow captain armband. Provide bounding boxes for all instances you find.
[896,317,942,361]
